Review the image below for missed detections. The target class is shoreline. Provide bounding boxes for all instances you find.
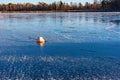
[0,10,120,13]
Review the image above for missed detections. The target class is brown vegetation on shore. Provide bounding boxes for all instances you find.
[0,0,119,12]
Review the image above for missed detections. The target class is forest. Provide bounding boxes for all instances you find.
[0,0,119,12]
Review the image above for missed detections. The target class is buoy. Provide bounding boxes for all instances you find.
[37,37,45,43]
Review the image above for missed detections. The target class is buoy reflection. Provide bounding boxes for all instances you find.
[37,41,45,46]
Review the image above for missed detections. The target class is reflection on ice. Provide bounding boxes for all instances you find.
[0,12,120,45]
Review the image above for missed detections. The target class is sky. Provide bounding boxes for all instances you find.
[0,0,94,4]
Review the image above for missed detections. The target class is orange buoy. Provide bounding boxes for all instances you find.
[37,37,45,46]
[37,37,45,45]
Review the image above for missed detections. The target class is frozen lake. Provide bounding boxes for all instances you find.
[0,12,120,79]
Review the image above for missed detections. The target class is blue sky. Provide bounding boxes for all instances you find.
[0,0,94,4]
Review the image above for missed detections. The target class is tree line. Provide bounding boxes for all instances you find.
[101,0,120,11]
[0,0,119,12]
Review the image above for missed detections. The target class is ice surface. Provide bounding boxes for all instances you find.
[0,56,120,80]
[0,12,120,79]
